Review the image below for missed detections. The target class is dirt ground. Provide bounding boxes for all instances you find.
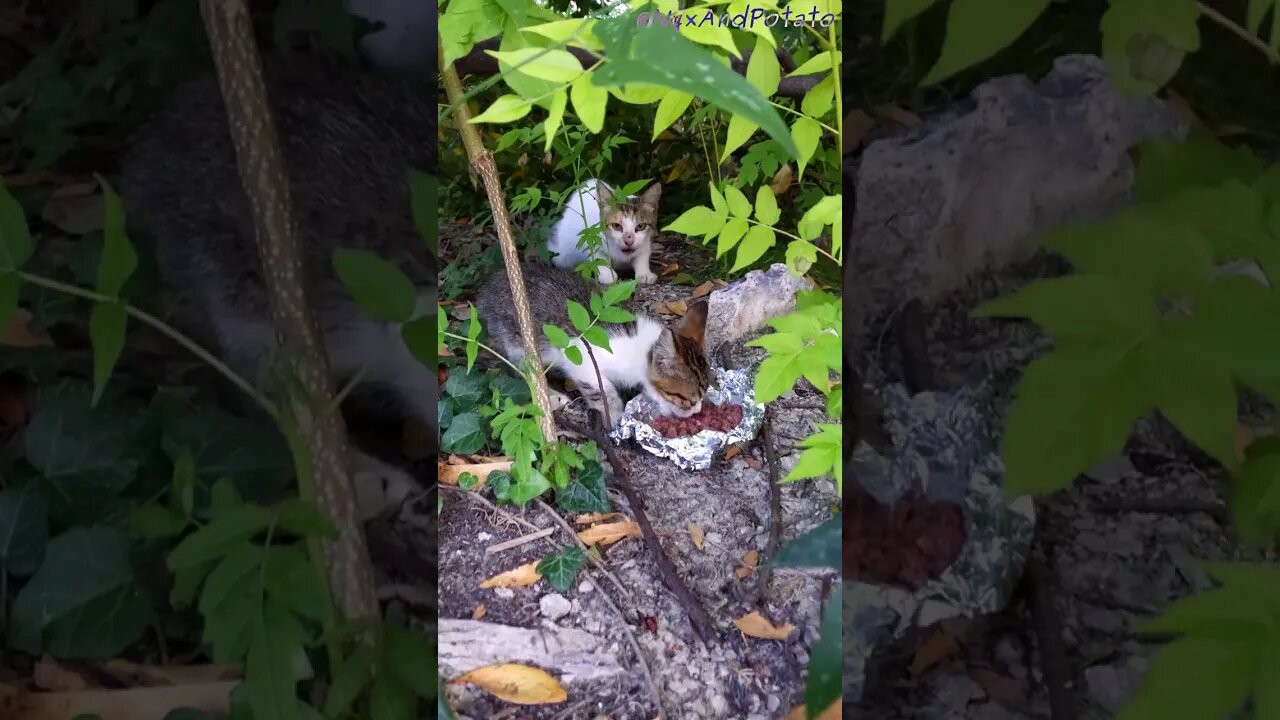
[431,245,840,719]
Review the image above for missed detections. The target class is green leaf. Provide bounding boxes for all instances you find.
[724,185,751,219]
[773,516,840,569]
[805,582,841,718]
[663,206,726,239]
[583,325,611,352]
[754,186,780,225]
[1138,587,1274,640]
[1248,0,1277,35]
[1136,136,1262,202]
[745,36,780,97]
[792,117,821,179]
[410,170,437,257]
[0,180,34,270]
[469,94,533,124]
[89,301,127,406]
[131,502,187,541]
[96,179,138,297]
[542,89,567,153]
[721,115,758,165]
[922,0,1051,85]
[1116,637,1257,720]
[508,467,551,506]
[601,280,637,306]
[557,460,610,513]
[325,644,376,717]
[10,526,150,658]
[536,544,586,592]
[543,323,571,349]
[264,545,329,621]
[486,48,583,82]
[1193,276,1280,402]
[1232,439,1280,545]
[731,225,776,272]
[169,504,272,570]
[567,301,590,332]
[466,304,481,372]
[717,218,749,259]
[787,51,838,77]
[883,0,940,41]
[797,194,842,242]
[1100,0,1200,97]
[489,374,532,405]
[384,623,438,699]
[569,74,608,134]
[800,74,836,119]
[1002,341,1151,496]
[404,314,436,368]
[444,371,489,410]
[333,248,416,323]
[747,332,805,402]
[0,484,49,576]
[784,424,841,490]
[564,345,583,365]
[826,384,842,418]
[164,409,294,499]
[591,17,797,158]
[974,274,1160,341]
[198,542,261,616]
[172,447,197,518]
[785,239,818,275]
[247,601,305,720]
[441,412,486,455]
[652,91,693,140]
[370,667,416,720]
[597,305,634,323]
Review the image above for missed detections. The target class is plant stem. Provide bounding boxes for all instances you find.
[1197,1,1280,65]
[17,271,278,421]
[442,330,526,376]
[768,100,839,135]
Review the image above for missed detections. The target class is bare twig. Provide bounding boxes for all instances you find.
[1197,1,1280,65]
[1024,550,1077,720]
[583,342,612,429]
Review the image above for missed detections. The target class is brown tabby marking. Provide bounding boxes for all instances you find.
[648,300,713,411]
[598,183,661,235]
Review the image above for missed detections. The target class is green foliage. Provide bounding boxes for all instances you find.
[537,545,586,592]
[773,516,840,570]
[556,459,610,513]
[333,248,417,323]
[0,484,49,577]
[922,0,1051,85]
[804,582,841,718]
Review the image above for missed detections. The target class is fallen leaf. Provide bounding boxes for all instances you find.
[33,657,92,691]
[41,185,103,235]
[873,104,920,128]
[910,629,960,677]
[449,663,568,705]
[652,300,687,317]
[971,667,1027,707]
[3,310,53,348]
[438,365,449,383]
[723,444,742,460]
[479,561,542,589]
[0,681,236,720]
[691,281,717,299]
[714,279,729,287]
[658,262,679,277]
[786,702,841,720]
[733,611,795,640]
[770,164,794,196]
[438,459,514,487]
[574,512,618,525]
[743,549,759,567]
[843,109,877,155]
[98,660,242,687]
[577,519,642,547]
[450,303,471,321]
[687,523,705,550]
[472,604,487,620]
[744,455,761,470]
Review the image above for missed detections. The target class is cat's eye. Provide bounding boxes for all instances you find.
[610,222,622,231]
[636,223,648,231]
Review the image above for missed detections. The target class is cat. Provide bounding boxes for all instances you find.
[119,65,436,504]
[475,265,713,422]
[547,179,662,285]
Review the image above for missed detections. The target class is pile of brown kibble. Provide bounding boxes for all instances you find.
[650,402,744,438]
[844,486,966,591]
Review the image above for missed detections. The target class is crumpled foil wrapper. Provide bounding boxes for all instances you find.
[844,383,1036,704]
[610,365,764,471]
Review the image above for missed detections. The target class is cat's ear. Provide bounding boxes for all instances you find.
[651,327,677,361]
[596,182,614,209]
[640,182,662,206]
[676,299,708,347]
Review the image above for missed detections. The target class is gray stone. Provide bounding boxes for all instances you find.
[539,592,572,620]
[1085,662,1144,713]
[850,54,1186,331]
[705,263,814,352]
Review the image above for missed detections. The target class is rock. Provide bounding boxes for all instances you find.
[705,263,814,352]
[578,580,594,593]
[492,587,514,599]
[1085,661,1144,713]
[850,54,1186,332]
[539,592,572,620]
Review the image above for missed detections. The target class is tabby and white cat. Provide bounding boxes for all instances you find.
[475,265,712,422]
[547,179,662,285]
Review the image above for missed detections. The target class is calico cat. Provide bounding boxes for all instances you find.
[475,265,712,422]
[547,179,662,285]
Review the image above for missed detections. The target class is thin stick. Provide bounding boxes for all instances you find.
[1197,1,1280,65]
[582,342,612,428]
[749,409,784,607]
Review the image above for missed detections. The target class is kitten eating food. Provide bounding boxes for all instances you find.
[475,265,712,423]
[547,179,662,285]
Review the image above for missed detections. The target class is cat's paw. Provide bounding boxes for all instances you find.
[598,266,618,284]
[635,268,658,284]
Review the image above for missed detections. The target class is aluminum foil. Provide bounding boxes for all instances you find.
[610,365,764,471]
[844,383,1036,705]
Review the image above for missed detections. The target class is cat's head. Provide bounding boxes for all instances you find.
[597,182,661,257]
[646,299,713,418]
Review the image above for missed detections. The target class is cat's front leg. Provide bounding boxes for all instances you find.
[631,247,657,284]
[597,264,618,284]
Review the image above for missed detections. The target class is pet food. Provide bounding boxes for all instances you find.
[844,487,966,591]
[650,402,744,438]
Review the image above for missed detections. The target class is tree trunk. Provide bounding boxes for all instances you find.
[196,0,377,623]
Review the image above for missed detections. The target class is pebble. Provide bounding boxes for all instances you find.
[492,587,514,599]
[539,593,572,620]
[578,580,594,593]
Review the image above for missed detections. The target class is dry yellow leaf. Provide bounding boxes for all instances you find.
[743,549,759,567]
[450,663,568,705]
[687,523,705,551]
[577,519,642,547]
[438,459,514,487]
[789,701,841,719]
[691,281,717,299]
[735,565,754,579]
[770,163,795,196]
[574,512,618,525]
[723,444,742,461]
[733,611,795,641]
[910,629,960,677]
[842,109,876,155]
[479,561,542,589]
[652,300,687,317]
[472,604,487,620]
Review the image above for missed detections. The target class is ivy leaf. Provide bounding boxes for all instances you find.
[164,409,294,499]
[784,424,841,491]
[0,484,49,576]
[883,0,940,41]
[922,0,1051,85]
[792,117,821,179]
[773,516,839,569]
[444,371,488,410]
[1115,636,1258,720]
[10,526,150,658]
[569,74,608,134]
[441,412,486,455]
[805,583,841,718]
[537,545,586,592]
[1100,0,1200,97]
[1002,341,1151,496]
[731,225,776,272]
[974,274,1160,341]
[717,218,749,259]
[89,301,127,406]
[754,186,780,225]
[583,325,611,353]
[724,185,752,219]
[333,248,416,323]
[1136,136,1262,201]
[470,94,533,124]
[663,206,726,240]
[557,460,610,513]
[567,301,590,333]
[745,36,780,97]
